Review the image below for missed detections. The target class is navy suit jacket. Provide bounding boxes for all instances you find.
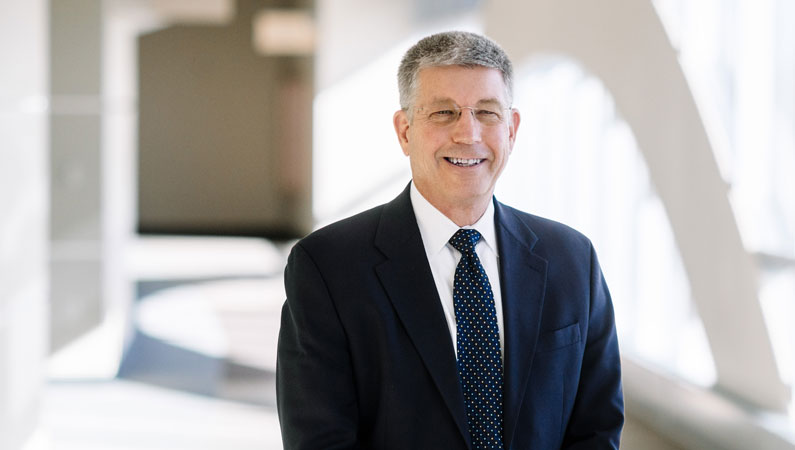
[277,185,623,449]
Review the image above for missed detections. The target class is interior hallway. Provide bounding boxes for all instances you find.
[5,1,794,448]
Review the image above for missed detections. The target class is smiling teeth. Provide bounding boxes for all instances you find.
[448,158,482,167]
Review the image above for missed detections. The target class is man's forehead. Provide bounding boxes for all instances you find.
[415,66,509,103]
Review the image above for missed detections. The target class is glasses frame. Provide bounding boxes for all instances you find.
[412,102,513,127]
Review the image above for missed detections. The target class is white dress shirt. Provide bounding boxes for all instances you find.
[409,182,505,358]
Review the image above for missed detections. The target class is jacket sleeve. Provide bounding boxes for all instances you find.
[561,243,624,449]
[276,243,361,450]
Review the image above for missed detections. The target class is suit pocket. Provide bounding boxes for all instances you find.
[535,322,581,352]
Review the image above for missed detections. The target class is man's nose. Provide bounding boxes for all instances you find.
[451,107,482,144]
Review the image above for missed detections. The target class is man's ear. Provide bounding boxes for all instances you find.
[508,108,521,148]
[393,109,411,156]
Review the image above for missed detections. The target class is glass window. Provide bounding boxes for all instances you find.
[498,58,716,386]
[653,0,795,406]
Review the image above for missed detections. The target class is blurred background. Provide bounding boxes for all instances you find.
[1,0,794,448]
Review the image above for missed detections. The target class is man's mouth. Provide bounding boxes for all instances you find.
[445,157,484,167]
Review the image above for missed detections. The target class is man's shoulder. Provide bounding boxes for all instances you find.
[497,202,592,254]
[295,203,387,255]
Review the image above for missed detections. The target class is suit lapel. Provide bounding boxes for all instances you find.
[374,186,471,448]
[494,201,549,450]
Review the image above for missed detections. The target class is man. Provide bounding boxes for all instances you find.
[277,31,623,449]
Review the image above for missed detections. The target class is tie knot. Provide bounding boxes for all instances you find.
[449,229,482,255]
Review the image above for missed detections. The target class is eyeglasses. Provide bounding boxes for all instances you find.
[414,101,511,126]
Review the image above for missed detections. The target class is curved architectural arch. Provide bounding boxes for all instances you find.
[485,0,788,410]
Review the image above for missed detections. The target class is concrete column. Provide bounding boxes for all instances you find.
[49,0,104,352]
[0,1,49,448]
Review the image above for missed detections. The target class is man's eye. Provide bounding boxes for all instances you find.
[476,109,498,116]
[432,110,455,116]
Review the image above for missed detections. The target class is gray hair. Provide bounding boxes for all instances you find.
[397,31,514,111]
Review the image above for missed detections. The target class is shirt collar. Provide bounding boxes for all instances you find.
[409,181,499,257]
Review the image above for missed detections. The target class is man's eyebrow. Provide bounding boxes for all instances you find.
[424,97,506,107]
[475,98,505,107]
[425,97,455,105]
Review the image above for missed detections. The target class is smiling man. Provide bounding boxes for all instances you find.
[277,31,624,450]
[395,64,517,227]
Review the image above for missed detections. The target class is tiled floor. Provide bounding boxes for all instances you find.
[40,379,282,450]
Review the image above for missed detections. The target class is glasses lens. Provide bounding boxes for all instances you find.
[420,103,506,125]
[474,108,503,125]
[426,106,458,124]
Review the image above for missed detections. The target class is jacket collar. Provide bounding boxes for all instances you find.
[373,184,471,446]
[494,200,549,449]
[374,185,549,449]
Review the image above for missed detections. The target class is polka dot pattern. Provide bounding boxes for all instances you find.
[449,229,504,450]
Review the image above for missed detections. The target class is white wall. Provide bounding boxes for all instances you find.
[0,0,49,448]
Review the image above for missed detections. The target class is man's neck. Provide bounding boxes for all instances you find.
[442,204,488,227]
[422,192,491,227]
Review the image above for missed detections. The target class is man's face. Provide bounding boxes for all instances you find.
[394,65,520,215]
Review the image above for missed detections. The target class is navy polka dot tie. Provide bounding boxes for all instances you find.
[449,229,504,450]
